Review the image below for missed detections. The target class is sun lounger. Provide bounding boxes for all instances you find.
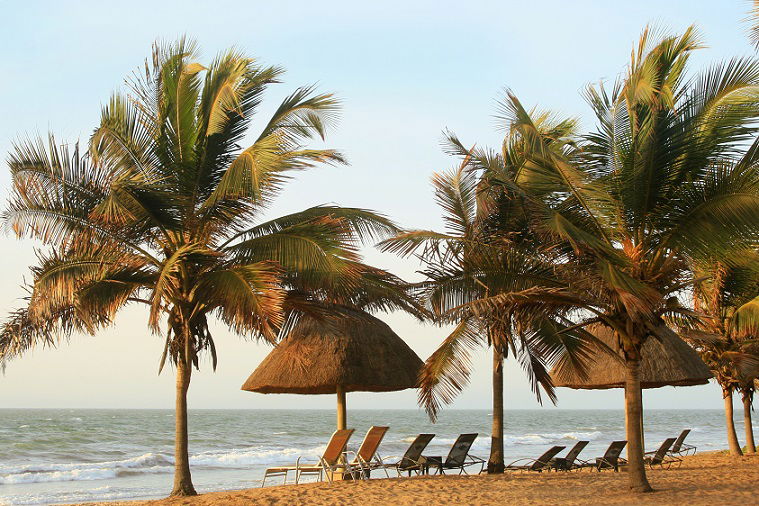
[261,428,356,486]
[577,440,627,472]
[425,433,486,475]
[381,433,436,476]
[669,429,696,456]
[347,425,390,478]
[645,437,682,469]
[548,441,589,471]
[505,445,566,472]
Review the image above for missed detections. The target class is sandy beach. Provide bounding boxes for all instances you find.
[83,452,757,506]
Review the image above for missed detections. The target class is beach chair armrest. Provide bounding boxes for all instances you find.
[506,458,536,468]
[395,456,425,470]
[596,457,622,469]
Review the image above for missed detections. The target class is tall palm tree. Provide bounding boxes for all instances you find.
[380,136,588,473]
[739,379,758,453]
[0,39,411,496]
[489,27,759,491]
[686,259,759,455]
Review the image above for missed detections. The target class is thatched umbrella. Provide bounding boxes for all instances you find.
[241,309,423,430]
[551,324,711,449]
[551,324,712,389]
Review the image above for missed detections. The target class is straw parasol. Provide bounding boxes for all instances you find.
[551,324,712,389]
[551,324,711,450]
[241,308,423,430]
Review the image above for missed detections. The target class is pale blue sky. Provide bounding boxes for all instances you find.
[0,1,754,411]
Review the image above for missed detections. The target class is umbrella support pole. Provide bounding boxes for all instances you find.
[336,385,347,430]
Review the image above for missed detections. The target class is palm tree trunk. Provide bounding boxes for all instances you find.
[487,349,505,473]
[724,388,743,456]
[171,359,197,496]
[624,358,652,492]
[742,392,756,454]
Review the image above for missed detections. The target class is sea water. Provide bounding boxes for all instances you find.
[0,408,748,504]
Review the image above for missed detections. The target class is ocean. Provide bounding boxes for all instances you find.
[0,408,748,505]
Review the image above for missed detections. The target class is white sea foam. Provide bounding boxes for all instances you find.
[0,453,173,484]
[1,485,147,505]
[0,445,329,485]
[190,445,325,467]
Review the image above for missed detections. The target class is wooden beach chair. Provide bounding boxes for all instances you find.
[645,437,682,469]
[577,440,627,472]
[381,433,436,476]
[669,429,696,456]
[425,433,486,475]
[548,441,589,471]
[261,428,356,486]
[347,425,390,478]
[505,445,566,472]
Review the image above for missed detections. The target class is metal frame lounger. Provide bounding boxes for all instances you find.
[548,441,590,471]
[425,433,486,475]
[645,437,682,469]
[381,433,436,476]
[505,445,566,472]
[669,429,697,456]
[347,425,390,479]
[577,440,628,472]
[261,428,356,486]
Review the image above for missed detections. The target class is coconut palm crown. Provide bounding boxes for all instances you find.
[0,38,416,496]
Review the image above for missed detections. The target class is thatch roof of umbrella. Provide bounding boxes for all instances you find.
[551,324,712,390]
[242,309,423,394]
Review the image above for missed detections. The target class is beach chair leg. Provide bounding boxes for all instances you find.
[261,471,268,487]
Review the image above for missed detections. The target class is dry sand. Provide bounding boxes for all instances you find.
[86,452,758,506]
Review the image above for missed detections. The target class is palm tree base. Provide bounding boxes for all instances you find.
[169,485,198,497]
[629,483,654,493]
[486,461,505,474]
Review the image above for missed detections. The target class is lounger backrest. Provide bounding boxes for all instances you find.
[563,441,589,464]
[529,445,566,470]
[671,429,690,453]
[355,426,389,463]
[650,438,676,464]
[603,440,627,464]
[322,428,355,465]
[400,433,435,465]
[444,433,478,466]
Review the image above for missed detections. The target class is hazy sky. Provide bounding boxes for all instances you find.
[0,1,755,412]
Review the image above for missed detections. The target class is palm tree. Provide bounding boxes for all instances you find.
[0,39,410,496]
[685,259,759,455]
[380,135,588,473]
[739,379,758,453]
[488,27,759,491]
